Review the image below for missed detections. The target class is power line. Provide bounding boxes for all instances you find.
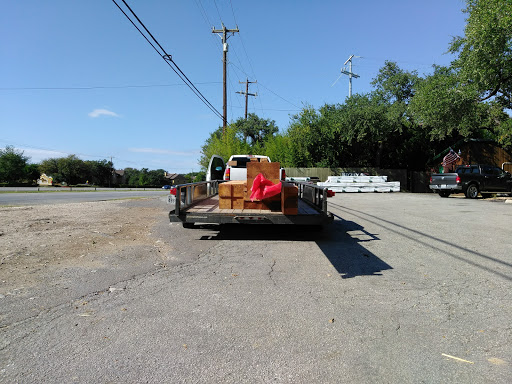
[213,0,223,24]
[112,0,223,120]
[227,0,265,116]
[0,82,221,91]
[227,62,300,109]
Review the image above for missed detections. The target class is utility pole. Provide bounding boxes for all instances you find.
[341,55,360,97]
[212,23,239,132]
[236,78,257,119]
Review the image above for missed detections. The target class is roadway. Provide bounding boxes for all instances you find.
[0,188,170,205]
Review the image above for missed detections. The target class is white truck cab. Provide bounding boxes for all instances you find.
[223,155,285,181]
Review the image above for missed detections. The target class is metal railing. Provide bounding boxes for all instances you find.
[174,180,220,216]
[293,181,328,214]
[171,179,329,216]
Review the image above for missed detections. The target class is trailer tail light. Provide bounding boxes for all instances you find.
[170,187,177,196]
[280,168,286,180]
[456,175,461,184]
[327,190,335,197]
[224,168,230,180]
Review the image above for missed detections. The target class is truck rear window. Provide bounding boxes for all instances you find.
[230,157,252,168]
[457,167,478,174]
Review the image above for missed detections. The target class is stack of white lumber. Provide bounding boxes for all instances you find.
[318,175,400,193]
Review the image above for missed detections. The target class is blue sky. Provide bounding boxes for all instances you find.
[1,0,467,172]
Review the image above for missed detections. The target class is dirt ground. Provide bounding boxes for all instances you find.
[0,198,177,326]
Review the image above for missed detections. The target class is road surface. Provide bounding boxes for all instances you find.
[0,189,169,205]
[1,193,511,383]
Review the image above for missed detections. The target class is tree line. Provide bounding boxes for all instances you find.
[201,0,512,171]
[0,147,202,187]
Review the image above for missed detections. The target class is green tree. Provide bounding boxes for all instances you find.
[124,168,140,186]
[232,113,279,145]
[408,66,490,140]
[84,159,113,186]
[263,134,293,167]
[138,168,149,186]
[25,163,40,183]
[449,0,512,109]
[147,169,167,186]
[199,125,251,170]
[39,155,95,185]
[372,61,419,105]
[446,0,512,148]
[0,146,30,183]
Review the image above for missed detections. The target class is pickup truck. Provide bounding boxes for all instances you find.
[223,154,286,181]
[429,164,512,198]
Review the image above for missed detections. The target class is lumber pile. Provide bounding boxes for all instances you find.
[318,175,400,192]
[219,160,299,214]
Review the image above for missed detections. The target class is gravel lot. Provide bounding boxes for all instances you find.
[1,193,511,383]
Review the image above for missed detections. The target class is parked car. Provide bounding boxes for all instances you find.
[162,185,171,189]
[429,164,512,198]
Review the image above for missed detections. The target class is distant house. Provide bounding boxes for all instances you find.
[111,169,126,185]
[164,172,187,185]
[37,173,53,186]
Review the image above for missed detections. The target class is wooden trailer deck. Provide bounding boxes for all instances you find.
[184,195,320,215]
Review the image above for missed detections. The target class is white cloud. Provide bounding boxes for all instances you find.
[20,148,70,163]
[88,108,120,118]
[128,147,199,156]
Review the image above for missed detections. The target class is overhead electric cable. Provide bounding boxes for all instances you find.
[229,62,300,109]
[0,82,221,91]
[194,0,222,50]
[112,0,223,120]
[213,0,223,24]
[228,0,265,115]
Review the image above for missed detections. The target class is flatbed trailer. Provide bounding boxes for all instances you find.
[168,180,333,227]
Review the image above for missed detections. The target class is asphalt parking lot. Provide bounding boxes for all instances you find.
[1,193,511,383]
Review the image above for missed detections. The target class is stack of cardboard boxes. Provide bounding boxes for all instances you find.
[219,158,298,215]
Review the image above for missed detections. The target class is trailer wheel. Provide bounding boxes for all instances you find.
[438,191,450,198]
[182,222,195,229]
[465,184,479,199]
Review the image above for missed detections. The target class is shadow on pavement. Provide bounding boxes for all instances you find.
[196,217,392,279]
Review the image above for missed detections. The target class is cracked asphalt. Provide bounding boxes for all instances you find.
[1,193,511,383]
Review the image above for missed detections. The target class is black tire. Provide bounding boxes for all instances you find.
[465,184,479,199]
[182,222,195,229]
[438,190,451,198]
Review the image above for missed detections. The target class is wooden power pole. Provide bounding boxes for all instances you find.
[236,78,257,119]
[212,23,239,132]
